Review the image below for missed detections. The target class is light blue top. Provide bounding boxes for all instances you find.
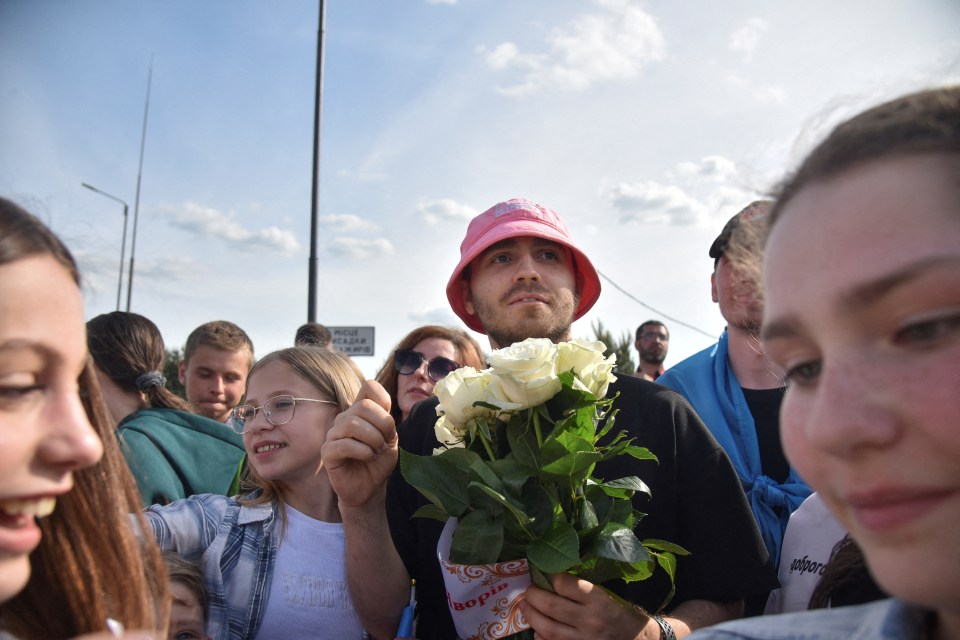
[658,331,811,564]
[687,598,931,639]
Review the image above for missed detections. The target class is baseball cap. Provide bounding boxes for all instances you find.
[446,197,601,334]
[709,200,773,261]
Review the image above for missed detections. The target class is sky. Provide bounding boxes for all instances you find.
[2,0,959,377]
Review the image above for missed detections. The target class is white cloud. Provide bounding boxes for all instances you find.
[319,213,380,233]
[417,198,479,225]
[479,0,666,94]
[754,85,787,104]
[605,181,708,225]
[408,307,462,326]
[675,155,739,182]
[328,237,394,260]
[426,0,456,4]
[164,201,301,256]
[729,17,768,62]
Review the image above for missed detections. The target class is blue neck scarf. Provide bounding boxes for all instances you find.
[659,331,812,565]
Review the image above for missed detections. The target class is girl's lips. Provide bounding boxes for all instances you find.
[848,488,952,532]
[0,496,57,555]
[252,442,287,455]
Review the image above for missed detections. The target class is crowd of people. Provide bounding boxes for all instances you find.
[0,83,956,640]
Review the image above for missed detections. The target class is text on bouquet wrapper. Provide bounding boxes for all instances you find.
[446,581,511,610]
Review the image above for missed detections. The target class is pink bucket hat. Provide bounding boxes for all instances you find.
[446,197,601,334]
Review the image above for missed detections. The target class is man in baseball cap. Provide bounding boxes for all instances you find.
[322,197,776,640]
[659,201,811,615]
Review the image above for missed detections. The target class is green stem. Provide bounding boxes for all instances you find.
[479,432,496,461]
[532,410,543,447]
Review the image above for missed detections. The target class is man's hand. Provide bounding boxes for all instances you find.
[520,573,660,640]
[322,380,398,509]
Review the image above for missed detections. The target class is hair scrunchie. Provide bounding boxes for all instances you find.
[135,371,166,390]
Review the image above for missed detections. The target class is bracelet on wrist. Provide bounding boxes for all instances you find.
[651,614,676,640]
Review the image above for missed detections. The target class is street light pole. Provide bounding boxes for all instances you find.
[81,182,129,311]
[128,55,153,312]
[307,0,326,322]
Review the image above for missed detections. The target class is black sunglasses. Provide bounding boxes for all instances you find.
[393,349,460,383]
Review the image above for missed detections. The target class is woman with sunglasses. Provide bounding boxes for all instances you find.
[144,347,390,639]
[375,325,485,425]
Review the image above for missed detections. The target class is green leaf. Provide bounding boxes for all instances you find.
[539,450,602,479]
[539,431,600,480]
[469,482,533,533]
[576,496,599,532]
[520,478,555,537]
[620,444,658,462]
[596,476,651,500]
[527,520,581,573]
[642,538,691,556]
[450,510,504,565]
[529,564,554,591]
[399,449,470,516]
[506,411,540,469]
[467,483,506,517]
[410,503,451,522]
[589,524,652,564]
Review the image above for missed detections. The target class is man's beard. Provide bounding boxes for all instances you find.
[640,350,666,365]
[472,285,577,348]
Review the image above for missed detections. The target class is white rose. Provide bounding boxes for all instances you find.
[487,338,562,408]
[434,415,467,450]
[479,376,528,413]
[573,359,617,399]
[556,339,609,374]
[434,366,496,431]
[557,339,617,399]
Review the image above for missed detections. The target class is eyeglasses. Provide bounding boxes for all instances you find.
[640,332,669,342]
[393,349,461,383]
[228,394,337,434]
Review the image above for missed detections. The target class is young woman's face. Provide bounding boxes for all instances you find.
[242,360,338,488]
[0,255,103,603]
[762,154,960,607]
[396,337,458,421]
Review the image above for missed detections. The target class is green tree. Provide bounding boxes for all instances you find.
[163,348,187,400]
[590,320,636,375]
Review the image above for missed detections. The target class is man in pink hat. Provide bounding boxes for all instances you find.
[322,198,776,640]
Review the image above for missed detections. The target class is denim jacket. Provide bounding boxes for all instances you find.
[146,492,277,640]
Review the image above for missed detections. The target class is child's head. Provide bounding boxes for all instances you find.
[164,552,209,640]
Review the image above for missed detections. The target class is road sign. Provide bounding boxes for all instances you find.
[329,326,375,357]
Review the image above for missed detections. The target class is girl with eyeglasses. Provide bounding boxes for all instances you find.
[375,325,486,425]
[145,347,384,639]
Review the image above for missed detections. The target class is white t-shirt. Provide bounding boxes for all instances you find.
[765,493,847,614]
[254,506,364,639]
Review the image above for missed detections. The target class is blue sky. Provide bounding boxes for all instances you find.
[2,0,958,376]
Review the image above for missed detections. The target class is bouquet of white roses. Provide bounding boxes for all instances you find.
[400,338,686,638]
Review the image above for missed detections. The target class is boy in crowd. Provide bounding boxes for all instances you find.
[179,320,254,423]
